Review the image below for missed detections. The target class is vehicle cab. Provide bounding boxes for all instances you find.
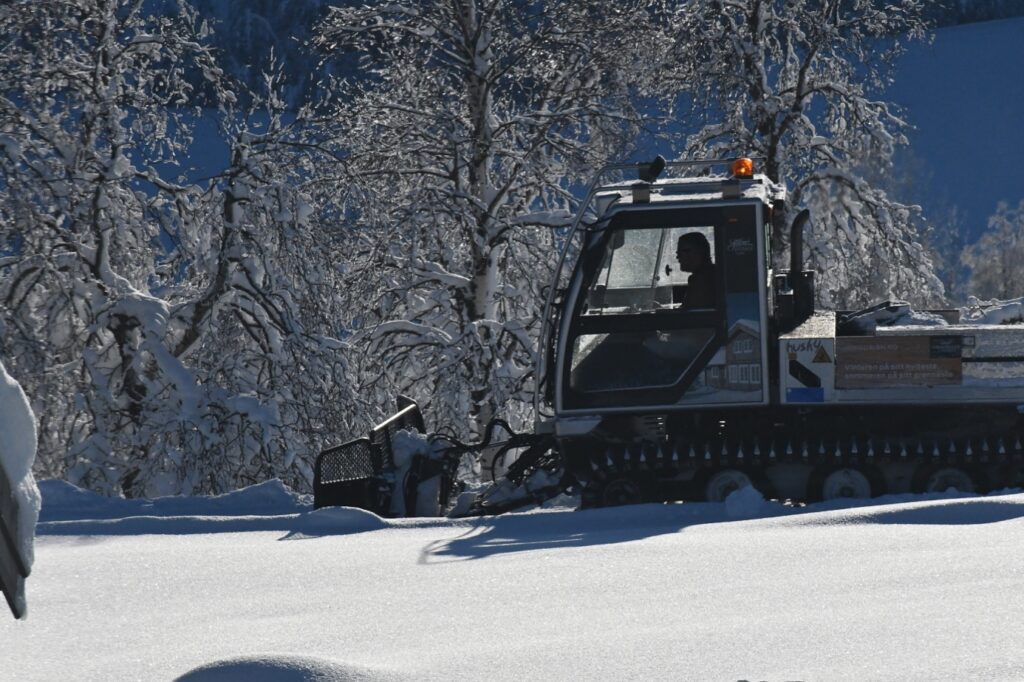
[542,158,786,425]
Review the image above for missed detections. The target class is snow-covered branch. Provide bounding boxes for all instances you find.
[313,0,667,436]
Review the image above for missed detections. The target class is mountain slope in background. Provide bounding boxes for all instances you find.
[891,17,1024,241]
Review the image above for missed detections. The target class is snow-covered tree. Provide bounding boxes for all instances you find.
[0,0,226,493]
[314,1,668,436]
[154,95,358,496]
[670,0,945,308]
[961,199,1024,301]
[190,0,333,107]
[0,0,353,496]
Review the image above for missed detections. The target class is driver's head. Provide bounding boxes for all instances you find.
[676,232,711,271]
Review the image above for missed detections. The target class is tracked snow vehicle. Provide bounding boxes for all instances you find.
[315,157,1024,515]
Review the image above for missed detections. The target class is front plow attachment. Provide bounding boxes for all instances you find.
[314,397,564,517]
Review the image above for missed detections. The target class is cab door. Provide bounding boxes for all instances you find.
[556,201,769,413]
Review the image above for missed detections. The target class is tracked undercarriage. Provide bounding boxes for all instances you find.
[565,405,1024,507]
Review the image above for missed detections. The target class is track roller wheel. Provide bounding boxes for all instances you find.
[914,466,982,494]
[578,481,602,509]
[600,476,646,507]
[811,466,883,502]
[703,469,753,503]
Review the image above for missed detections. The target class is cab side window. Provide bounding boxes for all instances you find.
[584,226,716,315]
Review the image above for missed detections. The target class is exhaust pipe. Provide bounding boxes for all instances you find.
[789,209,814,325]
[790,208,810,276]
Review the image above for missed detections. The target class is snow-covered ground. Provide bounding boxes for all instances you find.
[5,480,1024,681]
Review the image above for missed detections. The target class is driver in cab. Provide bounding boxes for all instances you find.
[675,232,715,309]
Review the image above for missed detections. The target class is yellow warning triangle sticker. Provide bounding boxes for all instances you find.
[812,346,832,363]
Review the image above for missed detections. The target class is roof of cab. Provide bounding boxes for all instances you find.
[593,173,785,216]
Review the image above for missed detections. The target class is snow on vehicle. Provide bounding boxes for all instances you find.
[315,157,1024,515]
